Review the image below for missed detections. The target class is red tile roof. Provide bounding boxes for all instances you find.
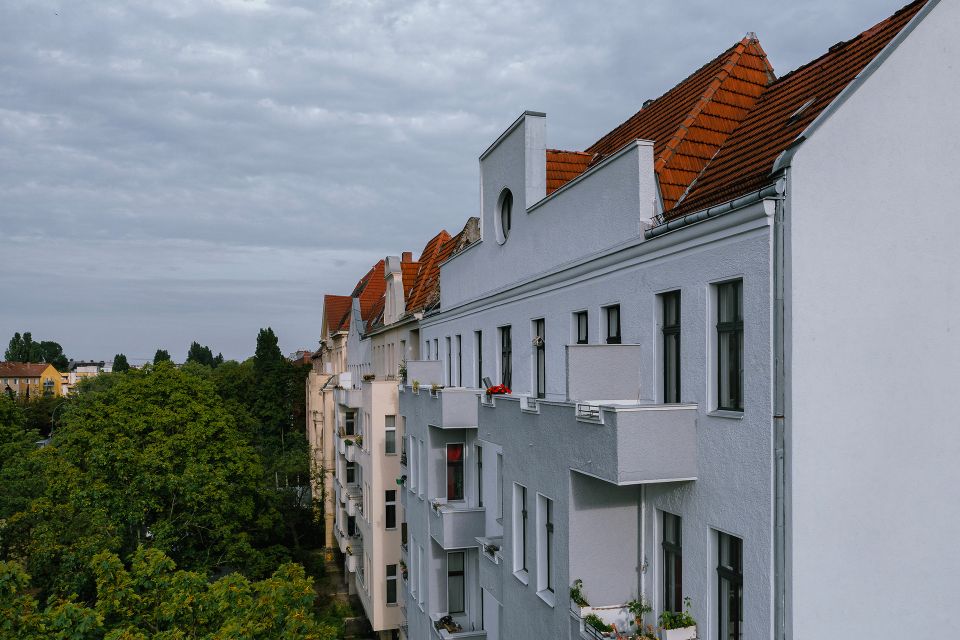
[546,149,595,195]
[401,261,420,301]
[353,260,386,322]
[545,37,773,208]
[323,295,352,334]
[405,230,452,314]
[0,362,53,377]
[671,0,927,216]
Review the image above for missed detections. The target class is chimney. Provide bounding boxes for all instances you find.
[402,251,413,263]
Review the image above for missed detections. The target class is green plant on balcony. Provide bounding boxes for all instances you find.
[363,373,375,381]
[343,439,354,447]
[396,475,406,485]
[584,613,612,634]
[354,434,363,447]
[430,383,442,394]
[398,360,407,382]
[627,595,652,626]
[570,578,590,608]
[412,380,420,392]
[659,596,696,630]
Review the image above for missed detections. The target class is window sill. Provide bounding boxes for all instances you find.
[708,409,744,420]
[536,588,556,608]
[513,570,529,586]
[385,452,397,456]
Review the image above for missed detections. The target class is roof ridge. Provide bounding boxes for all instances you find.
[654,37,751,174]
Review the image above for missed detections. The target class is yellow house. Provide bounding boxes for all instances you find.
[0,362,63,398]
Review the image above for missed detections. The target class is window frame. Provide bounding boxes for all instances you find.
[499,326,512,388]
[447,551,466,614]
[716,280,744,412]
[384,415,396,454]
[475,330,483,387]
[604,304,622,344]
[575,311,588,345]
[385,489,397,530]
[717,531,743,640]
[536,493,555,594]
[662,291,682,403]
[533,318,545,399]
[662,512,683,613]
[499,188,513,243]
[476,445,483,508]
[386,563,398,605]
[446,442,465,501]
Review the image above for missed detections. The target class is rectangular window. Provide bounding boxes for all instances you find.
[662,512,682,612]
[448,551,465,614]
[418,544,425,604]
[500,326,512,388]
[447,443,464,500]
[456,334,462,387]
[537,494,554,593]
[434,339,439,362]
[475,330,483,387]
[418,438,425,497]
[717,280,744,411]
[605,304,621,344]
[401,521,408,548]
[386,564,398,604]
[717,532,743,640]
[477,445,483,508]
[410,542,418,597]
[662,291,681,403]
[513,483,528,573]
[575,311,588,344]
[533,318,545,399]
[345,410,355,436]
[346,462,356,484]
[497,453,504,519]
[409,436,417,492]
[347,515,356,536]
[446,336,452,385]
[385,490,397,529]
[385,415,396,454]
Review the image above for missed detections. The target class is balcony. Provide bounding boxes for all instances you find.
[429,500,485,549]
[430,613,486,640]
[403,385,480,430]
[570,603,633,640]
[344,441,357,462]
[336,433,346,456]
[346,487,362,517]
[476,536,503,603]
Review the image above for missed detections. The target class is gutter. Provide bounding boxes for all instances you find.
[644,181,784,239]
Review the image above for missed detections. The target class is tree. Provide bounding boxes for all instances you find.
[0,395,42,520]
[153,349,171,364]
[2,362,271,599]
[4,333,68,370]
[0,548,338,639]
[186,341,221,368]
[253,328,290,437]
[112,353,130,373]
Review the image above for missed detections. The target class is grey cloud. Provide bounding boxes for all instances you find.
[0,0,909,359]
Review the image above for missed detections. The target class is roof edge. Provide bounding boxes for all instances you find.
[772,0,937,174]
[479,110,546,161]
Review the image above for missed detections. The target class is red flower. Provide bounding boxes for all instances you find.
[485,384,511,396]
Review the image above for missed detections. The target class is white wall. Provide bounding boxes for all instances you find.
[786,2,960,637]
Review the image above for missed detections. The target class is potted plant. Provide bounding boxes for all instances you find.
[628,596,655,639]
[570,578,589,615]
[398,360,407,383]
[363,373,375,381]
[343,438,354,447]
[399,559,408,580]
[659,597,697,640]
[485,383,511,396]
[584,613,613,637]
[354,434,363,447]
[430,383,442,396]
[396,475,407,486]
[412,380,420,393]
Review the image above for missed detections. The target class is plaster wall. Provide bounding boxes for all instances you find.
[785,2,960,637]
[441,113,656,309]
[420,209,775,638]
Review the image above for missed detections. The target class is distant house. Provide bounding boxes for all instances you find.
[0,362,63,398]
[61,360,110,394]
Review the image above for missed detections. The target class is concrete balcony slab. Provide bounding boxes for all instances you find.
[429,501,486,549]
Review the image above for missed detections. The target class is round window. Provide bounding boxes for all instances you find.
[498,189,513,243]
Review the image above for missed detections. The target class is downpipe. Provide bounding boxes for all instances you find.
[772,172,788,640]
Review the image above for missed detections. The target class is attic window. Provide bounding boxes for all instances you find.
[497,188,513,244]
[787,97,817,125]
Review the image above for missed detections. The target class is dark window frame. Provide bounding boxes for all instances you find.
[545,497,554,592]
[477,445,483,508]
[476,330,483,387]
[500,326,512,388]
[448,551,466,614]
[521,485,528,572]
[534,318,545,399]
[662,512,683,613]
[717,532,743,640]
[605,305,621,344]
[447,443,464,501]
[662,291,682,403]
[386,563,398,605]
[716,280,744,411]
[385,489,397,529]
[575,311,588,345]
[500,189,513,240]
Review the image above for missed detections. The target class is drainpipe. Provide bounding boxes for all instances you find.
[772,171,788,640]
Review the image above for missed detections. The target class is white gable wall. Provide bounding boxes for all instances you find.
[785,1,960,637]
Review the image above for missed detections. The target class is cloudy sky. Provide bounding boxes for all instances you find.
[0,0,908,362]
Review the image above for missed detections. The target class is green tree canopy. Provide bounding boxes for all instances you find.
[153,349,171,364]
[0,548,337,639]
[112,353,130,373]
[186,342,223,368]
[4,332,68,371]
[1,362,272,600]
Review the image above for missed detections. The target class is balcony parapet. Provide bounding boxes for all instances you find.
[430,613,486,639]
[476,536,503,602]
[335,385,362,409]
[479,397,698,485]
[570,603,632,640]
[429,500,485,549]
[401,385,480,429]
